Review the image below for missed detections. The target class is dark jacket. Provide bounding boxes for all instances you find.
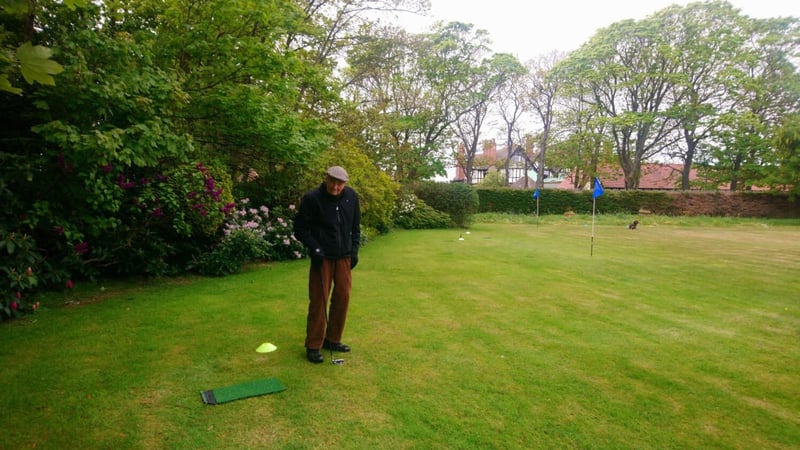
[293,183,361,260]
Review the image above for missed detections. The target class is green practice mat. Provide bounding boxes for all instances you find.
[201,377,285,405]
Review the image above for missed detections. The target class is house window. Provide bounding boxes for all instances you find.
[507,167,526,184]
[471,168,487,184]
[507,151,527,184]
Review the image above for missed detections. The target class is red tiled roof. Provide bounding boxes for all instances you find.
[557,164,696,190]
[603,164,694,189]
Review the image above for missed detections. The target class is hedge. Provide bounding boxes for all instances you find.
[475,188,800,218]
[407,181,480,227]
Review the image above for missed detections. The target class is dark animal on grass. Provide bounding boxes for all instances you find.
[628,220,639,230]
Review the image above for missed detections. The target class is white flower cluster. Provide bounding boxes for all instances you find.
[396,193,417,215]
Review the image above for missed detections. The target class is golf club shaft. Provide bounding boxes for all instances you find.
[318,265,342,364]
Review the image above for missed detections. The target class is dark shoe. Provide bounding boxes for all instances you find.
[322,340,351,353]
[306,348,323,364]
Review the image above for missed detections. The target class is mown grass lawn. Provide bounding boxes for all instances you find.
[2,216,799,449]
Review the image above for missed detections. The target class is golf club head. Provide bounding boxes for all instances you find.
[332,358,345,365]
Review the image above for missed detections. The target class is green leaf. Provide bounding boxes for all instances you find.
[64,0,89,9]
[17,43,64,86]
[0,75,23,95]
[1,0,29,15]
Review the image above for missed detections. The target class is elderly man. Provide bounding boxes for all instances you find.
[293,166,361,363]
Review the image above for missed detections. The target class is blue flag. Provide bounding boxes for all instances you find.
[593,177,605,199]
[532,188,540,200]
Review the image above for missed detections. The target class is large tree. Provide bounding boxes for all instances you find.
[547,87,616,190]
[560,17,682,189]
[654,1,747,190]
[526,51,565,189]
[557,1,799,192]
[452,86,491,185]
[140,0,338,204]
[493,54,528,186]
[453,52,524,185]
[769,114,800,199]
[703,15,800,191]
[290,0,430,64]
[343,21,493,180]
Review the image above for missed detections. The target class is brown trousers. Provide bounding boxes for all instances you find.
[305,257,352,349]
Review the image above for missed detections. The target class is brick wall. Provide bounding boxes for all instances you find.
[670,192,800,218]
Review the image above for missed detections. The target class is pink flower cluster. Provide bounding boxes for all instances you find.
[220,199,304,260]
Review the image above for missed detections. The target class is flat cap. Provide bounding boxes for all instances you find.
[326,166,349,181]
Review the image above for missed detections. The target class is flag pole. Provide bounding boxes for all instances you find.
[590,177,604,256]
[591,195,596,256]
[532,188,541,227]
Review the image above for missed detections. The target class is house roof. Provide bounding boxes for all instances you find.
[556,164,696,190]
[604,164,695,190]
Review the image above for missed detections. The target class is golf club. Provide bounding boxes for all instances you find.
[319,267,344,365]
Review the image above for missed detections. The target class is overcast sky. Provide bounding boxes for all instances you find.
[389,0,800,62]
